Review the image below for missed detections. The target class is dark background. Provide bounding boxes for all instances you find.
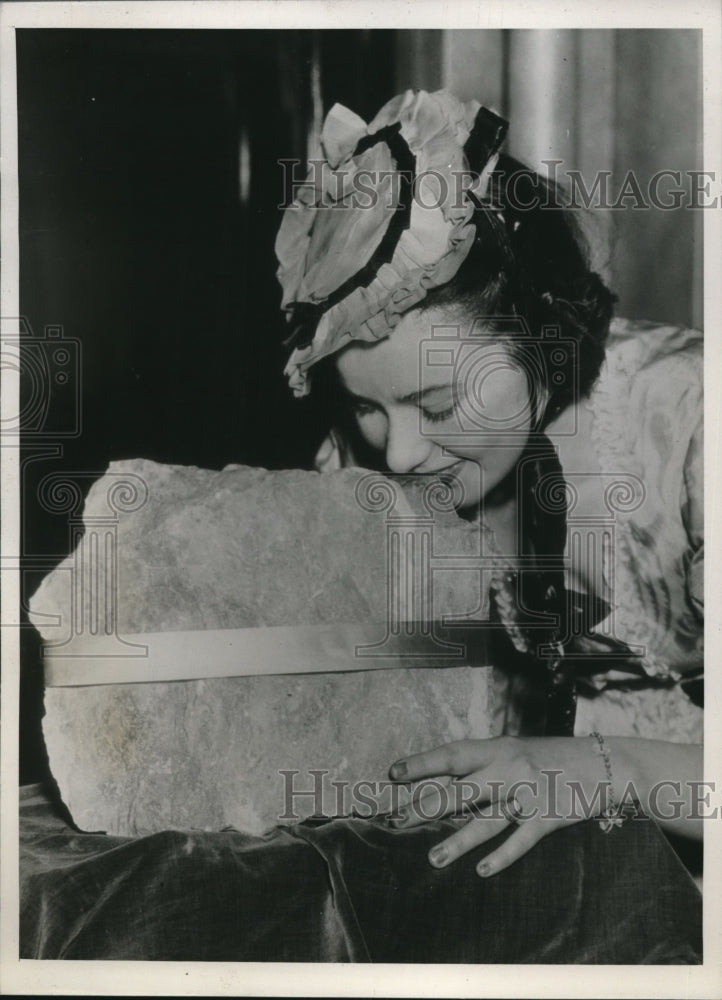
[17,29,396,782]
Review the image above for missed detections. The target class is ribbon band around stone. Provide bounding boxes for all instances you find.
[42,622,492,687]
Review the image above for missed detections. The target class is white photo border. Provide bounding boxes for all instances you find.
[1,1,720,996]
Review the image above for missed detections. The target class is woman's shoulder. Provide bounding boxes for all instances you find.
[582,315,703,525]
[588,317,703,450]
[603,316,703,382]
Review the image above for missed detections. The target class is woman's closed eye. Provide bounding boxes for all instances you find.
[422,402,458,424]
[349,395,460,425]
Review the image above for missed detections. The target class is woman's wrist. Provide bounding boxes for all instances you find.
[600,736,704,838]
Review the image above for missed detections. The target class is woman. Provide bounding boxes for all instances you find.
[276,89,704,880]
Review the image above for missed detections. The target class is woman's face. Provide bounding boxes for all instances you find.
[334,306,535,509]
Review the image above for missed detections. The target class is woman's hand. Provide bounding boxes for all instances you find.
[389,736,612,877]
[388,734,703,877]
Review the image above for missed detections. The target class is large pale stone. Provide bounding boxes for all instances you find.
[30,460,497,835]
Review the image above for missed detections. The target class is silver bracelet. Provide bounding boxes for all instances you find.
[589,731,625,833]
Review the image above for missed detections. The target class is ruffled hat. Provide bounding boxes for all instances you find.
[275,89,508,396]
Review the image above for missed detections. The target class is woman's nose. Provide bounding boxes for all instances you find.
[384,411,433,474]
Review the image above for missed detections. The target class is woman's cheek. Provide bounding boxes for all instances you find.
[355,411,388,451]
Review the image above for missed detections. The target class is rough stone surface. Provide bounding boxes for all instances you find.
[31,460,497,835]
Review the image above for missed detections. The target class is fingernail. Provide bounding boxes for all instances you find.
[477,861,491,877]
[429,846,449,867]
[391,761,407,779]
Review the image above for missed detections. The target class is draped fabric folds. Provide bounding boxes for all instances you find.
[21,784,700,963]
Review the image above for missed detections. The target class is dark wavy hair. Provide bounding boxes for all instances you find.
[418,153,617,429]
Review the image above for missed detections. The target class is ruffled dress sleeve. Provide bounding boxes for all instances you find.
[574,318,704,740]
